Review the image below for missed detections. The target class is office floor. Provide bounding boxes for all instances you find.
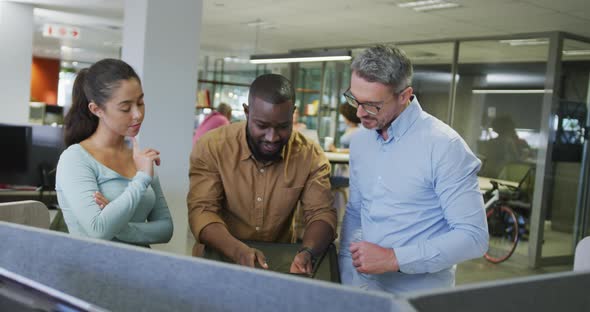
[458,221,573,285]
[456,257,571,285]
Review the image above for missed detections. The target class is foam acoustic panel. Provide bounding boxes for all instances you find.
[0,222,411,312]
[406,270,590,312]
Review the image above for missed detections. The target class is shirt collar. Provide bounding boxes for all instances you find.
[238,122,290,162]
[374,95,422,143]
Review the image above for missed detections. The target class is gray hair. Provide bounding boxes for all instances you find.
[351,45,413,92]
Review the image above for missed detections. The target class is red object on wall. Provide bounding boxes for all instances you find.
[30,57,60,105]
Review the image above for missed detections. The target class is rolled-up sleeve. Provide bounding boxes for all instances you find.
[187,139,227,241]
[299,146,337,236]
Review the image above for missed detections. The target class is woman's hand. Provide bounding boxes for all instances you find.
[93,191,110,209]
[131,137,160,177]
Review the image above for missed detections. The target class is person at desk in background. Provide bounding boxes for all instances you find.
[192,102,232,145]
[338,45,488,294]
[188,73,337,275]
[292,107,307,132]
[480,115,531,178]
[56,59,173,247]
[329,103,361,153]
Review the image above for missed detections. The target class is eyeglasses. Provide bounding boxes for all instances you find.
[343,87,408,116]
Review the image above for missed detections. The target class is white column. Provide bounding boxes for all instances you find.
[0,2,33,124]
[122,0,202,255]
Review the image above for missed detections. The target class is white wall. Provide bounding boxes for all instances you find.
[0,2,33,124]
[122,0,202,255]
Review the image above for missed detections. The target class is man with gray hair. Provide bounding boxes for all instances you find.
[338,45,488,294]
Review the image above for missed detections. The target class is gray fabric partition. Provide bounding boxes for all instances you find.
[0,222,412,312]
[406,270,590,312]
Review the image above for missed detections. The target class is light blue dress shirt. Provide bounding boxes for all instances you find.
[56,144,173,246]
[339,96,488,294]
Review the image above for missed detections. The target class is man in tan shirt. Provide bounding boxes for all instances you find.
[188,73,337,275]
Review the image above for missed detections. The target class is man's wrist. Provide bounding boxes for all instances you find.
[390,248,400,272]
[297,246,317,262]
[229,240,249,261]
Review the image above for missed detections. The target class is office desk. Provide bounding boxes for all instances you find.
[478,177,519,191]
[203,241,340,283]
[0,190,57,207]
[324,152,349,164]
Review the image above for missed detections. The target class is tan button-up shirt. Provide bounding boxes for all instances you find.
[188,122,337,248]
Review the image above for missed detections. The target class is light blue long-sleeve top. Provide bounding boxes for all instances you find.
[338,96,488,294]
[56,144,173,246]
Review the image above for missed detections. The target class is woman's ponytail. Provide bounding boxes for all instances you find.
[64,69,98,146]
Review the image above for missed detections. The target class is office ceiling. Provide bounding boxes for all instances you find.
[7,0,590,64]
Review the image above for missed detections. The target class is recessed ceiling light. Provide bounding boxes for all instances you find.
[61,46,83,53]
[398,0,444,8]
[397,0,461,11]
[245,19,269,27]
[250,50,352,64]
[472,89,551,94]
[414,2,460,11]
[499,39,549,46]
[563,50,590,56]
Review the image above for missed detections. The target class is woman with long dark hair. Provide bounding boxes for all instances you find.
[56,59,173,247]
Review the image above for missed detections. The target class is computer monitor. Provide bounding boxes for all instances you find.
[0,267,108,312]
[29,125,65,188]
[0,124,64,188]
[0,124,32,185]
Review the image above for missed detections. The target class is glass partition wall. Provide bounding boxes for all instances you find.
[196,57,269,126]
[434,32,589,268]
[397,42,455,123]
[453,37,550,265]
[541,36,590,264]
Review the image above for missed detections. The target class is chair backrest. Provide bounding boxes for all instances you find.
[498,162,532,183]
[0,200,49,229]
[574,236,590,271]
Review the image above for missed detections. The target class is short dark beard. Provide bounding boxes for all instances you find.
[245,121,282,162]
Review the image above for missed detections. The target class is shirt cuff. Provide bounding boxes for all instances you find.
[191,211,227,242]
[133,171,153,188]
[394,244,423,274]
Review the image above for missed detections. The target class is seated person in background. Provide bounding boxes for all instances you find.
[329,103,361,153]
[192,102,232,145]
[480,115,530,178]
[292,107,307,131]
[293,107,322,145]
[56,59,173,247]
[188,73,337,275]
